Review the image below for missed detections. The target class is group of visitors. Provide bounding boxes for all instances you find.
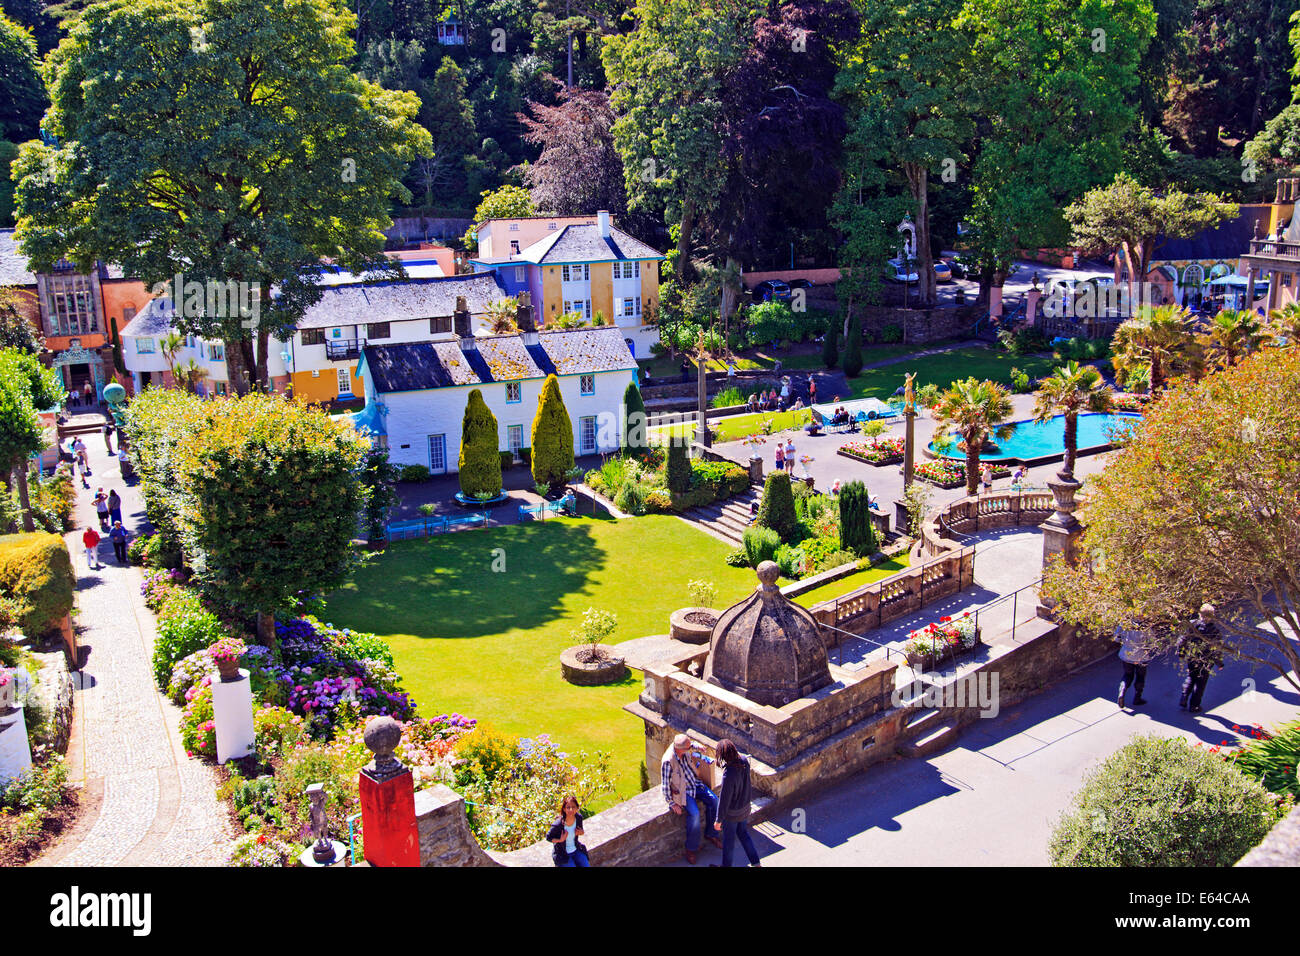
[828,406,853,427]
[772,438,799,475]
[67,381,98,409]
[1116,604,1225,714]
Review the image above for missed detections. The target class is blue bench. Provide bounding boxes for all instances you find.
[518,494,575,521]
[445,512,488,531]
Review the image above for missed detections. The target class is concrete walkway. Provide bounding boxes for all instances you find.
[32,431,237,867]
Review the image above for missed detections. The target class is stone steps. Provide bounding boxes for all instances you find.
[680,487,763,547]
[895,716,964,759]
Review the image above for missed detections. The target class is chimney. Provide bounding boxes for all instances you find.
[515,291,536,333]
[598,210,610,238]
[453,294,472,342]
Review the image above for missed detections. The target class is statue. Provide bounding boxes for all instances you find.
[307,783,337,864]
[903,372,916,415]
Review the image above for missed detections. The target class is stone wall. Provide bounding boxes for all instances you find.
[919,491,1056,559]
[414,785,500,867]
[1237,805,1300,867]
[858,304,984,345]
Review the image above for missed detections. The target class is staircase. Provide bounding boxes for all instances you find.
[680,485,762,547]
[895,707,964,759]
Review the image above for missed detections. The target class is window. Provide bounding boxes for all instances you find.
[636,296,641,316]
[197,342,205,360]
[580,374,595,396]
[185,334,196,349]
[44,274,99,335]
[506,381,522,403]
[331,327,343,339]
[548,222,558,230]
[135,337,155,354]
[428,434,447,474]
[338,368,352,395]
[623,298,635,317]
[213,382,227,396]
[301,328,325,346]
[579,415,597,454]
[561,264,590,282]
[507,424,523,458]
[209,343,225,362]
[617,261,639,280]
[430,316,452,334]
[311,369,320,378]
[510,241,520,255]
[509,223,520,231]
[514,266,526,283]
[583,299,592,320]
[367,322,391,339]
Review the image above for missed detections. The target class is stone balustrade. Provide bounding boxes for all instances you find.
[920,489,1057,559]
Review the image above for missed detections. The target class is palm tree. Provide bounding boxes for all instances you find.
[1111,305,1196,391]
[174,358,209,394]
[1200,308,1266,370]
[931,377,1015,496]
[485,297,520,334]
[1032,361,1113,478]
[1266,302,1300,348]
[159,331,184,385]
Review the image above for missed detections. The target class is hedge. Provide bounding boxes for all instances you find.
[0,532,75,635]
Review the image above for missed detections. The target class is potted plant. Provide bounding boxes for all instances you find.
[209,636,248,682]
[904,613,981,671]
[0,669,14,713]
[560,608,626,685]
[671,580,719,644]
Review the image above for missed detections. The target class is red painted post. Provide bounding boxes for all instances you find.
[358,717,420,867]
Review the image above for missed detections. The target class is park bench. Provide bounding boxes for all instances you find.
[518,494,575,521]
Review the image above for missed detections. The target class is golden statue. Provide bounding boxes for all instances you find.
[904,372,916,414]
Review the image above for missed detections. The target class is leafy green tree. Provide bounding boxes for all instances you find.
[1267,302,1300,346]
[1245,103,1300,172]
[1049,735,1287,867]
[841,315,863,378]
[412,55,478,209]
[0,13,45,142]
[1199,309,1268,370]
[1042,346,1300,691]
[0,287,40,353]
[13,0,430,392]
[931,377,1014,496]
[520,85,625,216]
[0,347,64,532]
[821,324,838,369]
[755,470,798,542]
[173,393,371,646]
[1064,173,1237,304]
[530,373,574,490]
[838,480,876,556]
[622,381,647,453]
[358,446,398,545]
[458,388,503,499]
[1111,305,1200,391]
[461,184,536,253]
[665,438,691,493]
[1031,361,1112,477]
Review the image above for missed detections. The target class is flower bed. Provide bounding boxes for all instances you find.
[904,612,980,670]
[839,437,905,465]
[586,452,749,515]
[914,459,1010,489]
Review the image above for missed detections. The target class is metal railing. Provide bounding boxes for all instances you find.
[326,338,366,361]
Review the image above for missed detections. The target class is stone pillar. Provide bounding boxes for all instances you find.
[1038,470,1084,617]
[903,405,916,488]
[747,454,763,485]
[211,669,255,763]
[696,359,710,447]
[358,716,420,867]
[1246,268,1257,310]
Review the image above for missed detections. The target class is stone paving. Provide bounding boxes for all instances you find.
[32,431,237,867]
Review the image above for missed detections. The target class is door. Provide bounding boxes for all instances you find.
[507,424,523,460]
[579,415,596,455]
[337,367,352,396]
[428,434,447,475]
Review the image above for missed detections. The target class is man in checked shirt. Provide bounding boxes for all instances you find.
[662,733,722,864]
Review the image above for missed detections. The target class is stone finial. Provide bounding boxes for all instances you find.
[756,561,780,590]
[363,715,407,782]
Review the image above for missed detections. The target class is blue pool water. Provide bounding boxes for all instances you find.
[928,412,1142,464]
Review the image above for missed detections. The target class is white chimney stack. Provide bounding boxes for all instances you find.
[598,210,610,238]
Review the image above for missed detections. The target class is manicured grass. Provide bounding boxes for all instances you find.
[845,346,1057,401]
[793,555,910,608]
[652,407,817,443]
[323,515,760,807]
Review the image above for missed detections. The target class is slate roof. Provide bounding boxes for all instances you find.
[296,272,505,329]
[1153,206,1272,263]
[363,326,637,393]
[517,224,663,265]
[120,296,177,337]
[0,230,37,286]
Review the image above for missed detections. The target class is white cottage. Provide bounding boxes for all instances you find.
[353,325,639,473]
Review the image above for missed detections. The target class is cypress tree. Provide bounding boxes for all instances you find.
[623,381,647,453]
[822,324,839,369]
[842,315,864,378]
[755,470,799,542]
[530,373,574,489]
[458,388,502,499]
[839,480,877,555]
[666,438,691,493]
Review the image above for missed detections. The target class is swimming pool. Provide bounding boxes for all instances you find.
[927,412,1142,465]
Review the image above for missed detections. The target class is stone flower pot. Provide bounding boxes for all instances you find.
[560,644,627,686]
[905,629,981,672]
[215,658,242,682]
[669,607,718,645]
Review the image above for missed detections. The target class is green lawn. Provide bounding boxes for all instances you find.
[652,407,817,443]
[845,346,1057,401]
[793,554,910,608]
[324,515,761,807]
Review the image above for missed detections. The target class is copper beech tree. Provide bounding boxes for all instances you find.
[1042,347,1300,693]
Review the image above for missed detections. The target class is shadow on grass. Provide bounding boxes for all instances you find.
[328,520,607,640]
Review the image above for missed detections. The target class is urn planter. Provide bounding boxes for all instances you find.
[670,607,718,644]
[560,644,627,685]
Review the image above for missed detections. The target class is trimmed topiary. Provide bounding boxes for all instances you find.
[822,325,839,369]
[623,382,647,453]
[755,471,799,542]
[530,374,574,490]
[842,316,863,378]
[741,525,781,566]
[665,439,691,493]
[1049,735,1289,867]
[458,388,502,499]
[838,481,877,556]
[0,532,75,636]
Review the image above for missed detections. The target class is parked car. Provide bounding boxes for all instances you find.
[752,279,792,303]
[932,260,953,283]
[788,278,814,290]
[942,256,970,279]
[884,259,920,283]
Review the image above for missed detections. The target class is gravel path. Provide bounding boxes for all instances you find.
[30,427,237,867]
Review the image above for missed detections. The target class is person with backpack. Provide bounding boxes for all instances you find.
[109,520,129,564]
[711,739,761,867]
[546,794,590,867]
[1178,604,1224,713]
[93,488,110,531]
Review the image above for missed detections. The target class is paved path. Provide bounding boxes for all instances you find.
[32,430,237,867]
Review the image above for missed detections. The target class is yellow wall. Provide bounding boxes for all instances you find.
[291,365,363,402]
[541,266,562,325]
[642,262,659,314]
[591,263,613,322]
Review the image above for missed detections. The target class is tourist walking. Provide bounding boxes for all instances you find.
[81,526,101,571]
[784,438,797,473]
[980,463,993,494]
[93,488,110,531]
[107,489,123,527]
[103,422,115,455]
[808,377,817,406]
[711,739,761,868]
[1116,624,1155,708]
[546,794,590,867]
[661,734,721,865]
[109,520,129,564]
[774,441,785,474]
[1178,604,1224,713]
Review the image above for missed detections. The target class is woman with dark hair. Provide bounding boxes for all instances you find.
[712,739,761,867]
[547,794,590,867]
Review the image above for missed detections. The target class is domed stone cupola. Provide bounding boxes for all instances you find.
[704,561,832,707]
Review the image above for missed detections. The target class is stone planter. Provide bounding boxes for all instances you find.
[560,645,627,685]
[905,630,981,672]
[216,657,242,682]
[669,607,718,644]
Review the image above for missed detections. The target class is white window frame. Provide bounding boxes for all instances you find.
[506,381,522,403]
[514,266,525,283]
[337,367,352,395]
[209,343,225,362]
[135,338,155,354]
[623,298,635,317]
[507,424,523,458]
[580,374,595,396]
[579,415,597,454]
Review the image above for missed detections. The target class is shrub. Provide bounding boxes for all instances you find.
[724,548,748,567]
[152,591,236,689]
[228,832,298,867]
[998,326,1050,356]
[822,325,839,368]
[666,440,691,493]
[167,649,216,705]
[687,579,717,608]
[458,388,502,500]
[743,300,798,347]
[531,374,574,489]
[273,730,369,840]
[253,706,307,762]
[1009,367,1032,393]
[742,525,781,566]
[756,471,799,542]
[29,469,73,532]
[623,382,647,453]
[1048,735,1289,867]
[773,543,805,579]
[842,317,864,376]
[399,464,430,482]
[499,450,514,471]
[711,385,745,409]
[0,756,73,864]
[179,684,217,759]
[614,479,647,516]
[454,725,518,787]
[880,323,903,344]
[839,481,876,555]
[0,532,75,636]
[1228,719,1300,800]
